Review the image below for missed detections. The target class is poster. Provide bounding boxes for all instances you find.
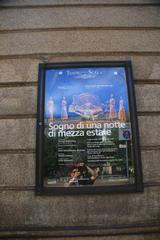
[36,62,143,194]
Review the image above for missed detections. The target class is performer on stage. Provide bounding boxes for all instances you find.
[69,95,76,112]
[47,96,54,120]
[61,96,68,120]
[104,101,110,119]
[118,96,126,122]
[109,94,116,119]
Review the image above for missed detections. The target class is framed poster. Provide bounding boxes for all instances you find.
[36,61,143,195]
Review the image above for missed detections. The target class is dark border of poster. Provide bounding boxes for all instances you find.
[36,61,143,195]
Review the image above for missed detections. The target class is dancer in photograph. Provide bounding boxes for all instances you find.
[61,96,68,120]
[69,95,76,112]
[47,96,54,120]
[118,96,126,122]
[109,94,116,119]
[104,101,110,119]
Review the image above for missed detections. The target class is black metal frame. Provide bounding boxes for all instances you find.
[36,61,143,195]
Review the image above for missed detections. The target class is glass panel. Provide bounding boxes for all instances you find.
[43,66,135,188]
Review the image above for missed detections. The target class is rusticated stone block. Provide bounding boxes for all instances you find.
[0,119,36,150]
[0,30,160,56]
[0,187,159,226]
[0,0,159,6]
[0,6,159,31]
[0,86,37,115]
[0,85,159,116]
[142,150,160,183]
[0,59,39,83]
[48,55,160,81]
[0,149,159,187]
[138,116,160,146]
[0,116,159,150]
[1,230,160,239]
[12,235,160,240]
[135,85,160,112]
[0,153,35,187]
[131,56,160,80]
[0,84,157,115]
[0,56,160,84]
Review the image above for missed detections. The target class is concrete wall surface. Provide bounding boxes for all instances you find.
[0,0,160,239]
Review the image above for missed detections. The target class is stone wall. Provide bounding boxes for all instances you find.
[0,0,160,239]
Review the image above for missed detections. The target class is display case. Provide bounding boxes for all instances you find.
[36,61,143,195]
